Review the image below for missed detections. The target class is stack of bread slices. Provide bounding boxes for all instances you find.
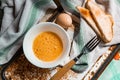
[77,0,114,43]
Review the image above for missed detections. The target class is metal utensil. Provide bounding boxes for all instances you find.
[50,36,101,80]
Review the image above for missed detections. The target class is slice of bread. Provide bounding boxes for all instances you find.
[76,6,101,37]
[86,0,114,43]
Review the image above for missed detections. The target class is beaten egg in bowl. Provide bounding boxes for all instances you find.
[33,31,63,62]
[23,22,70,68]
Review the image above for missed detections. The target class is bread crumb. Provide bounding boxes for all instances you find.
[5,54,51,80]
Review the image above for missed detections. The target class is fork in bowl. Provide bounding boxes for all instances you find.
[50,35,101,80]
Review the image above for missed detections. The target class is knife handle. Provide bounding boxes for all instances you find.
[50,59,76,80]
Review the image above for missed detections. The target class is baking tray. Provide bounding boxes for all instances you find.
[1,44,120,80]
[1,0,120,80]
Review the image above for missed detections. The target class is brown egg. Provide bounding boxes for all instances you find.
[55,13,72,29]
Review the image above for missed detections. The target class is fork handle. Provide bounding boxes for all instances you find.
[50,59,76,80]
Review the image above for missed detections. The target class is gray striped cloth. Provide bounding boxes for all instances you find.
[0,0,56,64]
[0,0,120,75]
[60,0,120,74]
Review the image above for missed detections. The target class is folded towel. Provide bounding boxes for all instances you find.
[59,0,120,75]
[0,0,56,65]
[0,0,120,79]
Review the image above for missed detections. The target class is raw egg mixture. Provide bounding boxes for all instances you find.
[33,31,63,62]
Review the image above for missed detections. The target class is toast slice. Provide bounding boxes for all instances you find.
[76,6,101,37]
[86,0,114,43]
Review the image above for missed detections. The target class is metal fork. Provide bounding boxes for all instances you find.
[50,36,101,80]
[74,36,101,61]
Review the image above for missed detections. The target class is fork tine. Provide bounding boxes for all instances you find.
[88,38,99,48]
[75,36,100,61]
[86,36,100,51]
[89,39,100,51]
[86,36,97,48]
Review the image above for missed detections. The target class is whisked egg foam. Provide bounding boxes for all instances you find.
[33,31,63,62]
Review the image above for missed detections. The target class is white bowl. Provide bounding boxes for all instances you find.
[23,22,70,68]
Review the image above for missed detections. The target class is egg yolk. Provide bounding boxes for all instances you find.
[33,31,63,62]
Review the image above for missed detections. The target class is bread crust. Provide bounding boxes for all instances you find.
[77,0,114,43]
[76,6,101,37]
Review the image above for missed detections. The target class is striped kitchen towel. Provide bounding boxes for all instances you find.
[0,0,56,64]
